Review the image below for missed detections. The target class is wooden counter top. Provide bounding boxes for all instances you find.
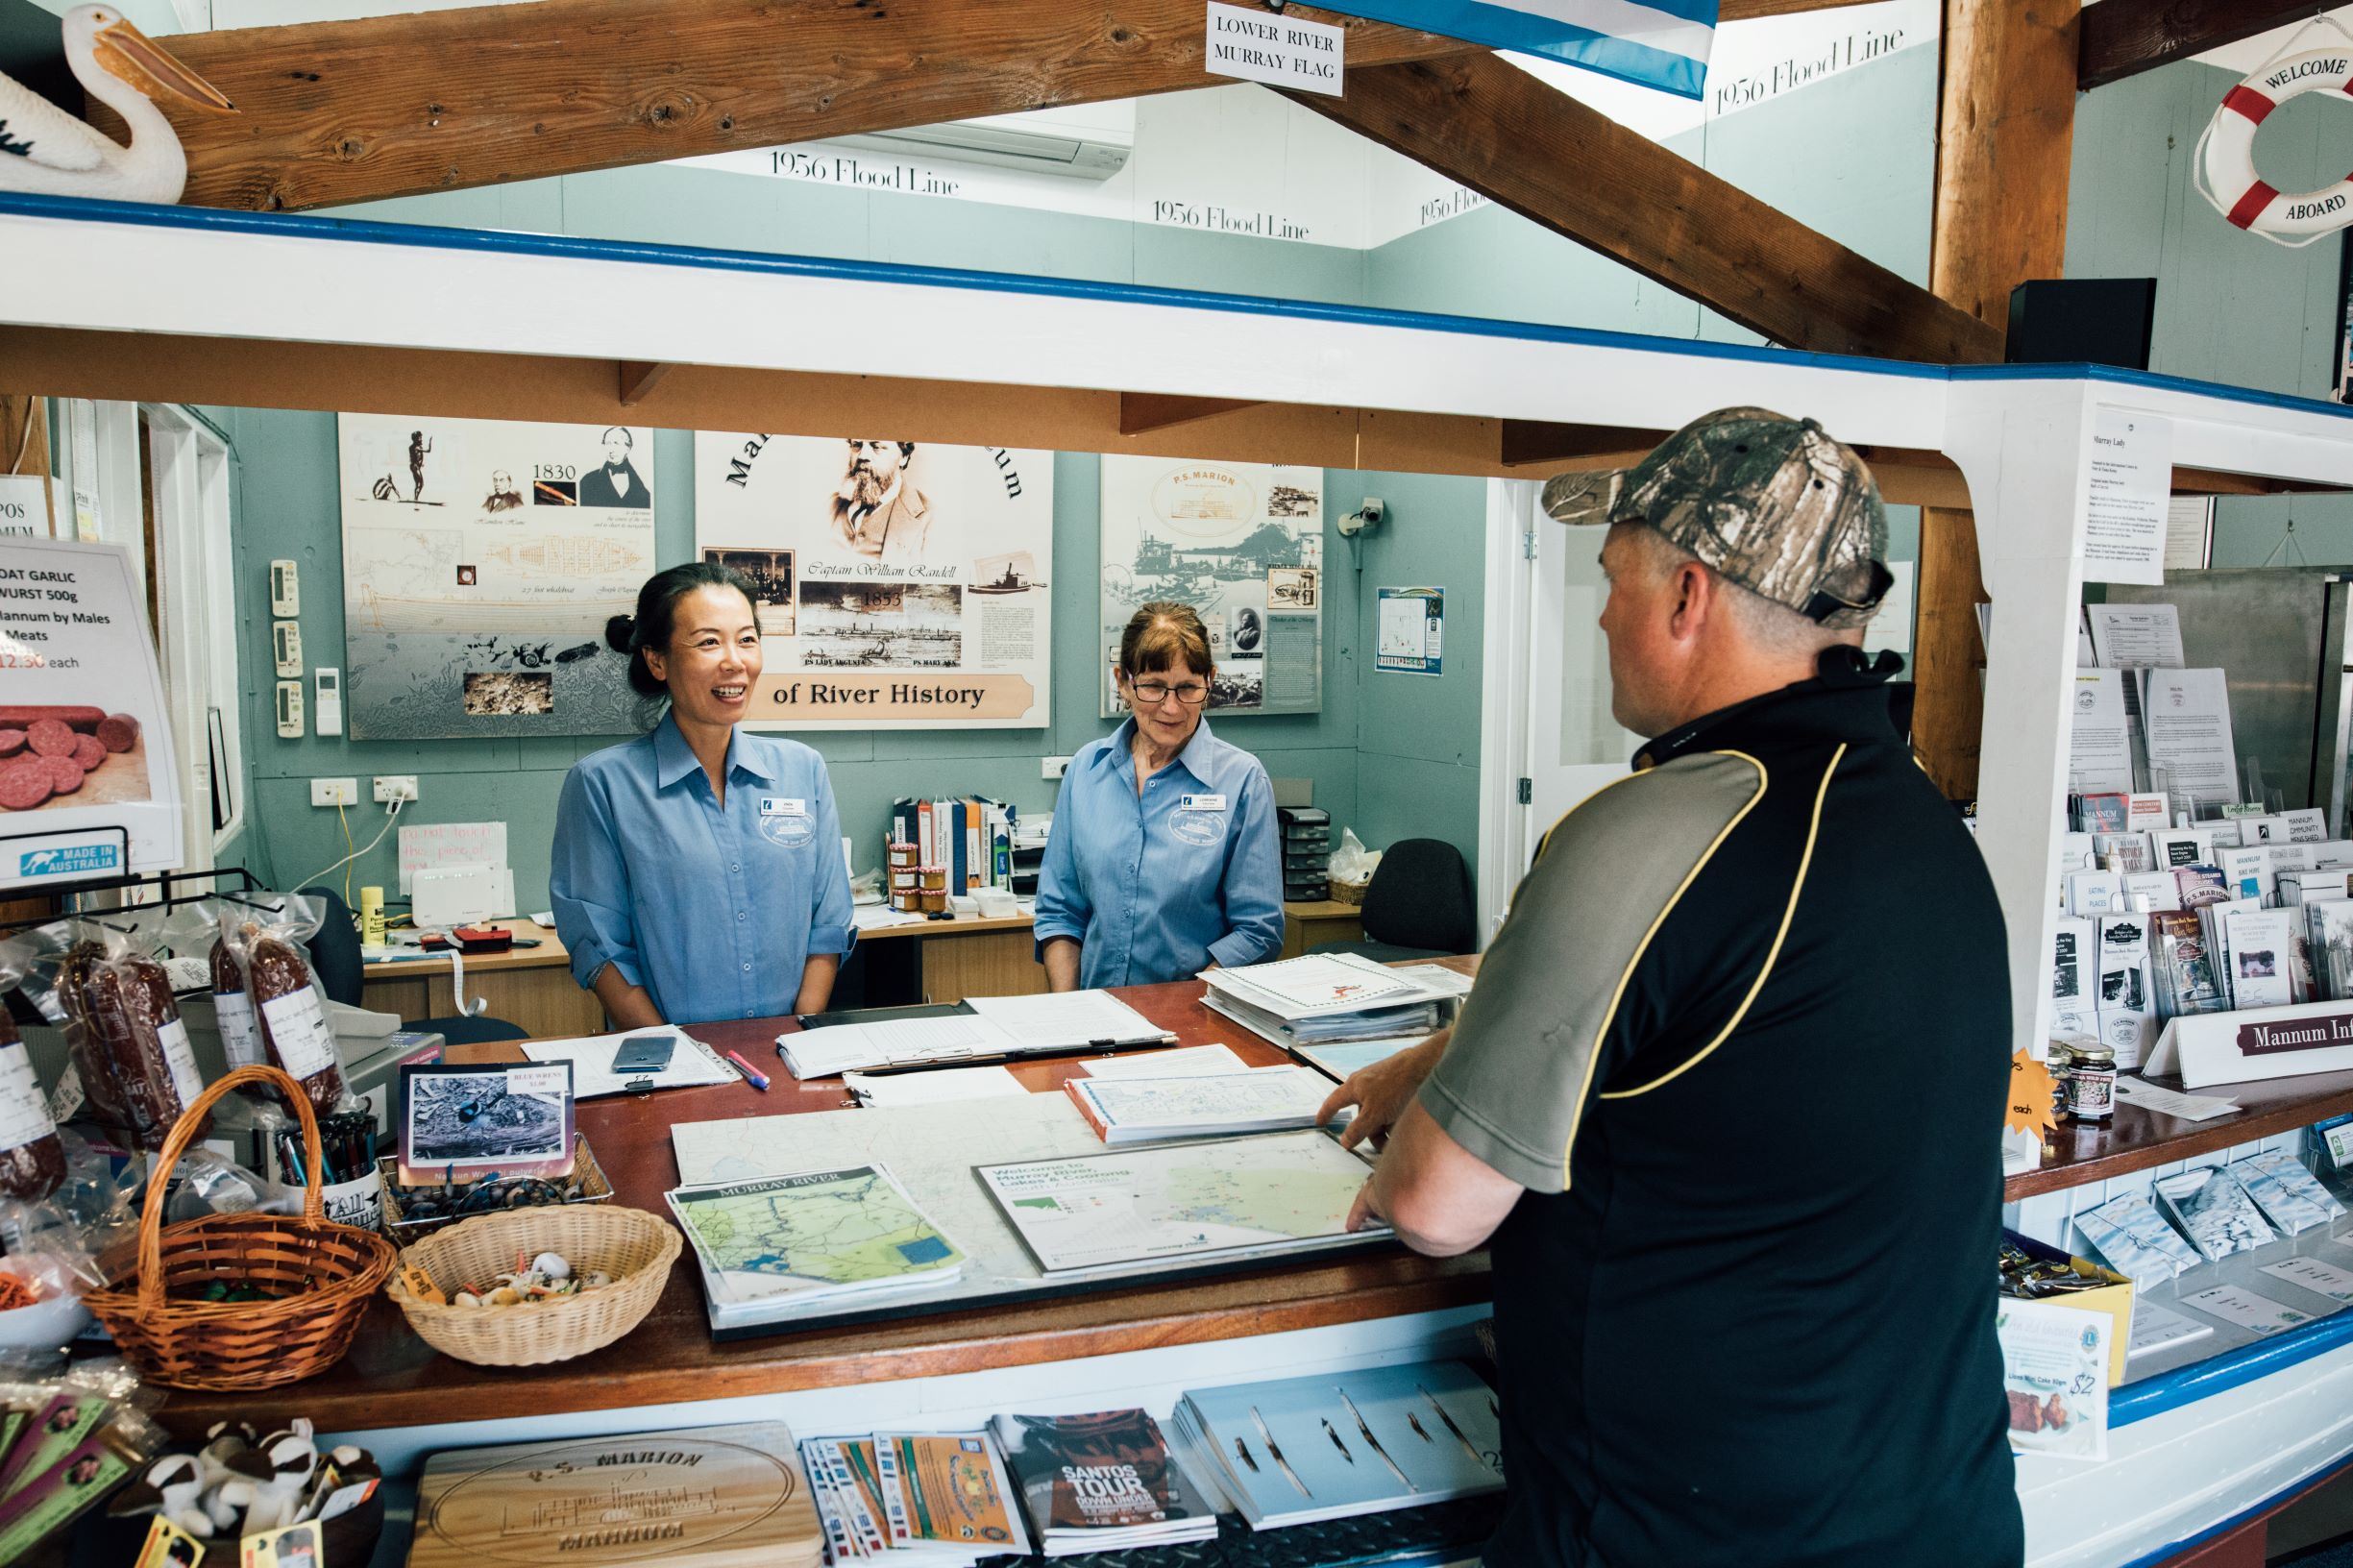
[152,961,1487,1440]
[362,919,568,976]
[2005,1065,2353,1198]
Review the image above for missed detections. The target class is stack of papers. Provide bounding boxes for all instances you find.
[1065,1066,1338,1144]
[800,1432,1031,1565]
[1202,953,1454,1045]
[665,1164,967,1330]
[991,1409,1217,1556]
[1166,1360,1504,1529]
[779,992,1173,1079]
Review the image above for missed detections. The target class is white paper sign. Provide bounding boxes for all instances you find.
[2068,669,2135,794]
[2261,1256,2353,1306]
[2145,999,2353,1090]
[2086,603,2184,670]
[0,476,47,539]
[2083,410,2171,587]
[398,821,508,896]
[0,537,183,884]
[2180,1284,2319,1335]
[1998,1300,2111,1460]
[1204,2,1345,95]
[2141,668,2241,811]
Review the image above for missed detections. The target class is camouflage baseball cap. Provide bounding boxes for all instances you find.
[1540,406,1893,630]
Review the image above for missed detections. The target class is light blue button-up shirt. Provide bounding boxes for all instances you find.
[550,712,854,1025]
[1033,715,1284,988]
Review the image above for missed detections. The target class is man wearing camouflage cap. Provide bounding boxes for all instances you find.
[1320,408,2019,1566]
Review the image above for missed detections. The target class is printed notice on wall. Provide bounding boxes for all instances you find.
[0,537,183,884]
[696,434,1054,729]
[2083,410,2171,587]
[1375,587,1443,675]
[1203,2,1344,95]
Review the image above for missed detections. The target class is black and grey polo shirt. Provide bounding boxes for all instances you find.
[1422,662,2020,1568]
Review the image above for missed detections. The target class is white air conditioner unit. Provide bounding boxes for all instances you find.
[825,104,1136,182]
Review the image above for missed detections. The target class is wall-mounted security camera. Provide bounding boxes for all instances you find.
[1338,497,1385,536]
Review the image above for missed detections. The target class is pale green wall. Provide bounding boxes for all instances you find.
[2067,61,2353,564]
[217,48,1943,914]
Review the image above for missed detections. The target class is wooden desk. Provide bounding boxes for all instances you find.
[852,900,1373,1004]
[360,920,602,1040]
[153,956,1485,1440]
[1281,897,1366,957]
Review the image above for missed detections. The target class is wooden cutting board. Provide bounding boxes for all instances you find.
[408,1420,821,1568]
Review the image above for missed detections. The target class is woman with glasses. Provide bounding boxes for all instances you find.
[1034,601,1285,990]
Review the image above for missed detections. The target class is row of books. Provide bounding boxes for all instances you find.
[892,795,1017,893]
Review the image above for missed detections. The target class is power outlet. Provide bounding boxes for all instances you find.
[374,774,419,803]
[1042,756,1071,780]
[309,776,359,807]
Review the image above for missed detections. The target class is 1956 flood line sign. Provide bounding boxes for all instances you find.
[1204,2,1345,95]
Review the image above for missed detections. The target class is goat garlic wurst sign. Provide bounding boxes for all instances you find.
[0,537,182,883]
[695,433,1054,728]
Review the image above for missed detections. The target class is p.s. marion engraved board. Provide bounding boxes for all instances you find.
[408,1420,821,1568]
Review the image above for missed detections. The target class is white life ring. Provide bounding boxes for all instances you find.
[2198,48,2353,241]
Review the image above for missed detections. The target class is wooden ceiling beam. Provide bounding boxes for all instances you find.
[1284,54,2003,364]
[1116,394,1263,436]
[1718,0,1900,14]
[2080,0,2337,90]
[129,0,1479,212]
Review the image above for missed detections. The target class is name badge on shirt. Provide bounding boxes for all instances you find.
[758,796,816,848]
[1169,793,1228,847]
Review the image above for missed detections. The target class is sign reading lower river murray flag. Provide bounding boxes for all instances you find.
[1310,0,1714,98]
[695,433,1054,729]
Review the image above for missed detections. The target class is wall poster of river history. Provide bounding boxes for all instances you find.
[337,414,657,739]
[1098,456,1322,718]
[694,433,1055,728]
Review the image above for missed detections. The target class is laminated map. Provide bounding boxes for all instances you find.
[667,1164,964,1309]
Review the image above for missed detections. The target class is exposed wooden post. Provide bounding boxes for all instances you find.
[1912,0,2080,799]
[0,397,57,537]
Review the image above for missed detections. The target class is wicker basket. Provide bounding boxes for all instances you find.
[1329,873,1371,906]
[85,1065,398,1391]
[384,1204,679,1366]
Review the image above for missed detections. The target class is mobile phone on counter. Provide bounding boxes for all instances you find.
[611,1032,678,1073]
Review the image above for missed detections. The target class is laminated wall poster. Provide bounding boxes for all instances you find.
[337,415,656,738]
[696,434,1054,728]
[1098,457,1322,717]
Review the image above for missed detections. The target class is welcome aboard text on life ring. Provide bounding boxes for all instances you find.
[2202,49,2353,238]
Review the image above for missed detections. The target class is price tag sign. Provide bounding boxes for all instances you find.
[507,1065,570,1097]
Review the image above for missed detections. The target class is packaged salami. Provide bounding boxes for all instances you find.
[0,940,64,1202]
[202,894,352,1120]
[22,922,207,1153]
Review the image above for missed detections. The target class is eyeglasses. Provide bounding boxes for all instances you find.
[1130,679,1209,706]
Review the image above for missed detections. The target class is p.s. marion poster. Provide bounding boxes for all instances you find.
[695,433,1054,729]
[336,415,656,739]
[1098,456,1322,717]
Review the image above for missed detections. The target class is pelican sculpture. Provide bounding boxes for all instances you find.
[0,5,234,205]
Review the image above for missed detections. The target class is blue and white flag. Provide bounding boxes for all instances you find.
[1321,0,1715,98]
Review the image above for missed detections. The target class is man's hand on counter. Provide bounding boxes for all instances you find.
[1318,1027,1451,1153]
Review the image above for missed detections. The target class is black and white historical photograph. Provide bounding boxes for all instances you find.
[706,546,797,636]
[580,427,652,508]
[797,581,964,668]
[463,670,554,716]
[825,438,951,567]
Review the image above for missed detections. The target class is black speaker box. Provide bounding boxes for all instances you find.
[2005,279,2158,371]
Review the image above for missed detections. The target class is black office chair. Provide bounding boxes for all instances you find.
[301,887,531,1045]
[1306,839,1477,963]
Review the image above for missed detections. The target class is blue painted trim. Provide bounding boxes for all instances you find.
[10,191,2353,421]
[1509,25,1706,99]
[0,191,1944,378]
[2114,1304,2353,1428]
[2117,1444,2353,1568]
[1949,359,2353,424]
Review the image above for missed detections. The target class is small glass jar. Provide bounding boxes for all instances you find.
[2065,1043,2117,1122]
